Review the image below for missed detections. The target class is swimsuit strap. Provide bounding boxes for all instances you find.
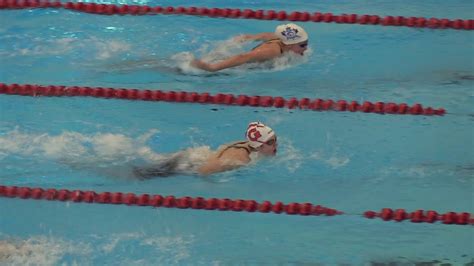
[216,141,252,158]
[252,39,284,54]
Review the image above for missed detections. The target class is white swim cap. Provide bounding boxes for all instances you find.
[275,23,308,45]
[246,122,275,148]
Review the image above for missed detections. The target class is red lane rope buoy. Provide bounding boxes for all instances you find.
[0,185,343,217]
[1,185,472,226]
[0,0,472,30]
[364,208,473,225]
[0,83,446,116]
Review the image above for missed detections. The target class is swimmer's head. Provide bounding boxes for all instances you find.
[275,23,309,55]
[246,122,277,156]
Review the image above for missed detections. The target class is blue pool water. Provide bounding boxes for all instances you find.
[0,0,473,265]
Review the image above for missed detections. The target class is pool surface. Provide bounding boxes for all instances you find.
[0,0,473,265]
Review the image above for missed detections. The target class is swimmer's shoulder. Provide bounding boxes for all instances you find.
[215,141,252,162]
[197,142,251,175]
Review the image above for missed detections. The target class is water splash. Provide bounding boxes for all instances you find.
[0,128,157,164]
[275,139,303,173]
[0,236,92,265]
[0,128,212,178]
[98,232,194,264]
[0,36,130,60]
[141,235,194,263]
[309,150,350,169]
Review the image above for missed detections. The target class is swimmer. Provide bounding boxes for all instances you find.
[133,122,277,178]
[191,23,309,72]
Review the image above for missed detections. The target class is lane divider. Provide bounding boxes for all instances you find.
[0,83,446,116]
[0,0,472,30]
[0,185,472,226]
[0,185,343,216]
[364,208,472,225]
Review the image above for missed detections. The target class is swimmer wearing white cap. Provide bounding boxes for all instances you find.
[191,23,309,72]
[197,121,277,175]
[133,122,277,178]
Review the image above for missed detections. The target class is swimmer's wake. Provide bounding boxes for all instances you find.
[0,129,211,179]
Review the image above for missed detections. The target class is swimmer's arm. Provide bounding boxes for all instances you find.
[235,32,277,42]
[191,49,278,72]
[197,149,250,176]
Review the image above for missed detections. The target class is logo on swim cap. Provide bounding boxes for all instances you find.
[275,23,308,45]
[281,27,300,40]
[247,127,262,141]
[246,122,275,148]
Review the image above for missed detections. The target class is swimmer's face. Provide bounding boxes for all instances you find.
[289,41,308,55]
[258,136,277,156]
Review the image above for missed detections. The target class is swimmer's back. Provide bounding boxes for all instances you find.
[197,141,252,176]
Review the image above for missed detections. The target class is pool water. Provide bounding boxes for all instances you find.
[0,0,473,265]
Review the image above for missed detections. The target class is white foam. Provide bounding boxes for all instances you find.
[379,165,445,179]
[0,128,156,165]
[101,232,142,253]
[310,151,350,169]
[275,139,303,173]
[0,128,215,177]
[0,236,92,265]
[170,51,200,74]
[98,232,194,264]
[173,146,213,173]
[141,235,194,263]
[0,233,194,265]
[0,37,130,60]
[92,38,131,60]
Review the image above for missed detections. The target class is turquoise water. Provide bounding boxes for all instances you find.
[0,0,473,265]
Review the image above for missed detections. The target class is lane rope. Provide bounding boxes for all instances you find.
[0,185,471,226]
[0,83,446,116]
[0,0,473,30]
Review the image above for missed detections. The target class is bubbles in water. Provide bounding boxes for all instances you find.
[275,139,303,173]
[97,232,194,264]
[0,36,131,60]
[0,233,194,265]
[93,38,131,60]
[170,51,200,74]
[0,236,92,265]
[0,128,154,165]
[0,128,215,177]
[310,150,350,169]
[141,235,194,263]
